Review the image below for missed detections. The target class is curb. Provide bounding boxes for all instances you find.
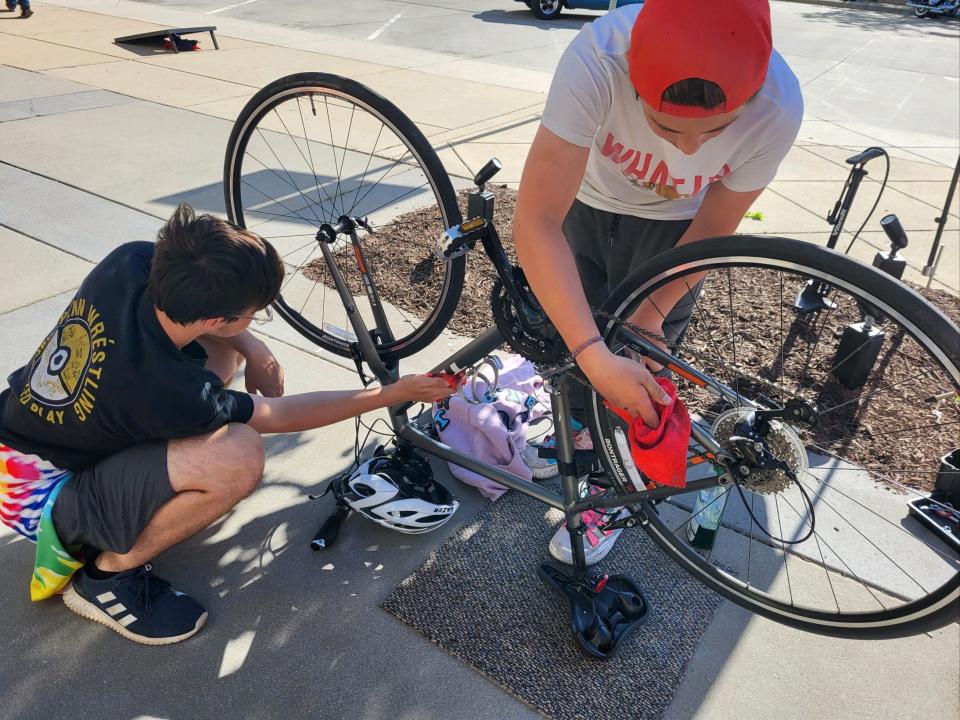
[778,0,917,15]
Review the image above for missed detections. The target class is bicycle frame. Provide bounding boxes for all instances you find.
[314,222,748,532]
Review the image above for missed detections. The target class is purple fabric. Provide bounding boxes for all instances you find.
[432,355,550,500]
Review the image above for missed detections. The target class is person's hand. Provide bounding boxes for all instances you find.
[242,341,285,397]
[393,374,457,403]
[625,301,669,372]
[578,345,671,428]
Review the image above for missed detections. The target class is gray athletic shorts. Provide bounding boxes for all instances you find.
[51,440,174,554]
[562,199,700,416]
[49,340,210,553]
[562,198,697,334]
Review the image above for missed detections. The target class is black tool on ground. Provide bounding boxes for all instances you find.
[311,505,350,551]
[922,154,960,287]
[795,147,889,316]
[906,449,960,551]
[832,320,885,390]
[830,212,911,390]
[935,448,960,504]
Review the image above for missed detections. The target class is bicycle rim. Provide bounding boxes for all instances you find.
[224,73,464,359]
[587,235,960,637]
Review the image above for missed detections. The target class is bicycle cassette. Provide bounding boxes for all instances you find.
[712,408,809,494]
[491,273,565,365]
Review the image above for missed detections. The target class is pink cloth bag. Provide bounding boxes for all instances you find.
[432,355,550,500]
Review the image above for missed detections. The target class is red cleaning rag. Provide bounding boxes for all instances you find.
[604,377,691,488]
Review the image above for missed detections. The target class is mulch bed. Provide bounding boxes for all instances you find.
[307,185,959,491]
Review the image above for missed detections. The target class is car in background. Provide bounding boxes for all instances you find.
[517,0,643,21]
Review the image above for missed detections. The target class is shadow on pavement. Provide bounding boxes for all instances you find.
[799,7,959,37]
[0,431,529,720]
[471,8,599,29]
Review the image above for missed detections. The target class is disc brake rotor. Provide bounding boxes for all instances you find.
[712,408,809,494]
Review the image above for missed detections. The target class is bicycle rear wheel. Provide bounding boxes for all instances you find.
[224,73,465,360]
[586,235,959,638]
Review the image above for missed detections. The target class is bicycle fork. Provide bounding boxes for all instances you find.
[315,217,397,385]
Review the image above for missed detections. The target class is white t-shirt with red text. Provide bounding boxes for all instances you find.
[541,4,803,220]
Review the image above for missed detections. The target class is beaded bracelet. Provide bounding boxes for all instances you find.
[570,335,603,360]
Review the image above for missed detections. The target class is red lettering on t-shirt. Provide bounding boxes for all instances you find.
[600,132,634,165]
[649,160,669,187]
[708,164,732,184]
[625,151,652,181]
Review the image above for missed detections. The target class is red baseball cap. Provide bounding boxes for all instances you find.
[629,0,772,118]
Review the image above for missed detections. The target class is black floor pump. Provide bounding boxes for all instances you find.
[795,147,887,315]
[832,213,910,390]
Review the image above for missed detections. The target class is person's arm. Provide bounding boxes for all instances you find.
[246,374,453,435]
[513,126,671,427]
[205,329,285,397]
[626,182,765,360]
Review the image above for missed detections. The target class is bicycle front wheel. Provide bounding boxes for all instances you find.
[586,235,959,638]
[224,73,465,360]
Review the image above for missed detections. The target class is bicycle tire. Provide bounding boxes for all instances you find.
[224,73,465,360]
[585,234,960,638]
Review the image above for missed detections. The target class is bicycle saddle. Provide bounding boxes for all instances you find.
[539,564,650,659]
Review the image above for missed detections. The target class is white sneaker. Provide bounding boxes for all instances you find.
[549,481,628,566]
[522,425,594,480]
[522,434,559,479]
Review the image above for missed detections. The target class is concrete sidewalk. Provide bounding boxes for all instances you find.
[1,3,958,720]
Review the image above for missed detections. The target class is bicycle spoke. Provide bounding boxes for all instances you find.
[322,96,345,219]
[793,474,930,595]
[746,489,756,589]
[778,492,871,613]
[346,122,386,217]
[278,238,320,260]
[806,442,947,497]
[349,150,417,215]
[772,494,794,605]
[280,245,321,293]
[779,272,787,407]
[358,180,433,222]
[795,296,839,393]
[668,488,730,535]
[256,125,326,227]
[817,369,935,417]
[239,178,320,226]
[297,270,322,317]
[817,418,960,445]
[244,148,324,215]
[295,95,339,223]
[799,468,958,565]
[726,269,745,409]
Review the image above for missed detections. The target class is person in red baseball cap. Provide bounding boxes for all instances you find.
[513,0,802,566]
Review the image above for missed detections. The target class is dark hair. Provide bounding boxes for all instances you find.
[661,78,727,111]
[149,203,284,324]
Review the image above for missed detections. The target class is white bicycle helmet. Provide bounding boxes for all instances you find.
[341,451,460,535]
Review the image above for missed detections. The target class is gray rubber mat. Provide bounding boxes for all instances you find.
[382,487,724,720]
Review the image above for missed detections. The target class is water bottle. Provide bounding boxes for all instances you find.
[687,485,728,550]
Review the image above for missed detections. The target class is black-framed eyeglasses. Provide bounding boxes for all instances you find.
[233,306,274,325]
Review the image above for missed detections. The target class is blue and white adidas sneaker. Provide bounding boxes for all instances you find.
[63,563,206,645]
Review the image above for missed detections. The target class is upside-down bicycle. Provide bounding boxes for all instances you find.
[224,73,960,658]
